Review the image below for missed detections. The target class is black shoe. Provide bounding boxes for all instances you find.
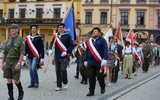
[18,90,24,100]
[28,84,34,88]
[8,97,14,100]
[81,79,84,84]
[34,83,39,88]
[8,91,14,100]
[83,81,87,85]
[112,81,117,83]
[86,92,94,96]
[74,75,79,79]
[101,88,105,94]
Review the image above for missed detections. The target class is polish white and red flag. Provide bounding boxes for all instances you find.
[126,29,137,46]
[115,18,125,48]
[126,29,142,65]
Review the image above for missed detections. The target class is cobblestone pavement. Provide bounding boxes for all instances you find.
[116,75,160,100]
[0,53,160,100]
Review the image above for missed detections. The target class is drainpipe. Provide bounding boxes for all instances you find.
[110,0,113,24]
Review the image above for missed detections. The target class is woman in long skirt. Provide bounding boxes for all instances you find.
[123,39,134,79]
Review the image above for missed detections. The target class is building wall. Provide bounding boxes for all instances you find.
[0,0,81,44]
[80,0,160,42]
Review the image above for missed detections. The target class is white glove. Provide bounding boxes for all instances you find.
[48,50,52,55]
[23,56,26,61]
[40,59,44,66]
[61,52,67,57]
[84,61,88,67]
[114,60,117,67]
[101,60,107,67]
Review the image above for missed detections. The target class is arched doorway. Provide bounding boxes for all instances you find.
[156,36,160,44]
[135,31,148,44]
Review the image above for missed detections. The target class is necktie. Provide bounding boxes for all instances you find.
[92,39,95,45]
[10,38,14,47]
[109,44,111,50]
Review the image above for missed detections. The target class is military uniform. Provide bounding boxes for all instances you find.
[2,23,24,100]
[3,35,25,80]
[78,42,87,84]
[142,45,152,72]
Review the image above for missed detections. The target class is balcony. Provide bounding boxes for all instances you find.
[20,0,26,2]
[0,18,63,26]
[37,0,44,1]
[8,0,16,2]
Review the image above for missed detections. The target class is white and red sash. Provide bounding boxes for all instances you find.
[26,35,40,60]
[88,38,102,62]
[53,34,69,58]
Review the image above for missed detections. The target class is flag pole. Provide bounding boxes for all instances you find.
[103,24,113,36]
[62,0,74,23]
[44,0,73,73]
[44,36,57,73]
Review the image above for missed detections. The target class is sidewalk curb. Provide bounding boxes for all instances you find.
[98,69,160,100]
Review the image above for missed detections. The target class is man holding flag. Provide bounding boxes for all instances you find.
[49,23,75,91]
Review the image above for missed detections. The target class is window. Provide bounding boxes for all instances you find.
[137,12,144,25]
[36,8,43,18]
[85,0,93,3]
[136,0,146,2]
[8,9,14,18]
[0,10,3,19]
[158,12,160,25]
[100,12,107,24]
[121,12,128,25]
[121,0,129,1]
[54,8,61,18]
[100,0,108,2]
[85,12,92,24]
[137,0,145,1]
[19,9,25,18]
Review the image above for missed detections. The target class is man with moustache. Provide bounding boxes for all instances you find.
[84,27,108,96]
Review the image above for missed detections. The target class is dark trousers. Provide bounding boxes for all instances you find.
[112,67,119,82]
[79,62,87,81]
[55,58,69,88]
[75,59,79,77]
[142,58,150,72]
[87,65,105,93]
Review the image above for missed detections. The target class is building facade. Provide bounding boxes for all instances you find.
[80,0,160,43]
[0,0,81,45]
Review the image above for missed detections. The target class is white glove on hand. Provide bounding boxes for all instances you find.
[23,56,26,61]
[48,50,52,55]
[114,60,117,67]
[101,60,107,67]
[61,52,67,57]
[84,61,88,67]
[40,59,44,66]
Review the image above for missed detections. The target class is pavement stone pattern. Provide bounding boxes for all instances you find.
[116,75,160,100]
[0,53,160,100]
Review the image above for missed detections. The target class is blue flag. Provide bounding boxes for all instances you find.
[64,4,76,41]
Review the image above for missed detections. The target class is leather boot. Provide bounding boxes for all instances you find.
[7,83,14,100]
[16,82,24,100]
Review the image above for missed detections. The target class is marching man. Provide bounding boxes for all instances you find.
[24,24,45,88]
[49,23,75,91]
[84,27,108,96]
